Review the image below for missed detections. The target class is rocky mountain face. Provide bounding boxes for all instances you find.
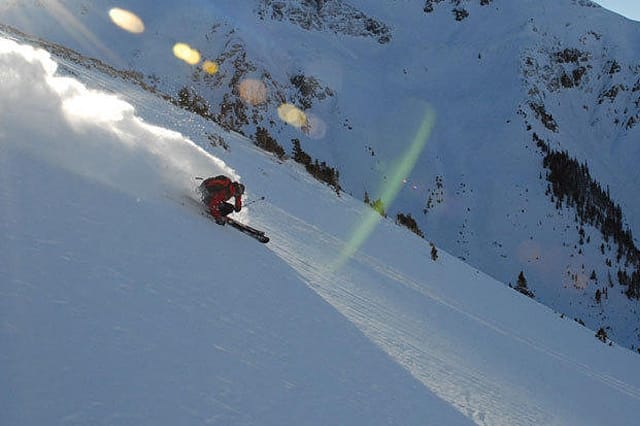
[522,31,640,133]
[257,0,392,43]
[513,8,640,349]
[424,0,494,19]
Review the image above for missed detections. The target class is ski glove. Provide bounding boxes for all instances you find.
[215,217,226,226]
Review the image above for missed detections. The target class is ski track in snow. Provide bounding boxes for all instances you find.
[251,203,640,426]
[255,205,545,425]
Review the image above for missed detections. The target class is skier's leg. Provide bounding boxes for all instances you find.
[219,202,234,217]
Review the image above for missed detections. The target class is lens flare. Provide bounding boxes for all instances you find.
[517,240,542,263]
[333,107,436,270]
[278,103,307,128]
[108,8,145,34]
[37,1,120,66]
[303,113,327,139]
[239,79,267,106]
[202,60,219,75]
[173,43,201,65]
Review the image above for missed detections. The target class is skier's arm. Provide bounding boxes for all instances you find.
[234,195,242,212]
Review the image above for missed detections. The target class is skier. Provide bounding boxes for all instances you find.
[198,175,245,225]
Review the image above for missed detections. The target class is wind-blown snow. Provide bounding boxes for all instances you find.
[0,39,235,203]
[2,37,640,426]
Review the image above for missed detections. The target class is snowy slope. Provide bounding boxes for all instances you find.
[3,36,640,426]
[2,0,640,351]
[0,38,467,426]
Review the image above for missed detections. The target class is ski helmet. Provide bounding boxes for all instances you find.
[234,182,245,195]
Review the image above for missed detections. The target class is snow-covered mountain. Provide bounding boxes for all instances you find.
[3,32,640,426]
[2,1,640,350]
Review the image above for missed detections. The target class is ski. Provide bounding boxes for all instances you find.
[225,217,270,243]
[176,191,269,243]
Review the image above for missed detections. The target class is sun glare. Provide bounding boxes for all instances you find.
[38,0,120,66]
[278,103,307,128]
[517,240,542,263]
[173,43,201,65]
[202,60,219,75]
[108,8,145,34]
[302,113,327,139]
[333,108,436,270]
[239,79,267,106]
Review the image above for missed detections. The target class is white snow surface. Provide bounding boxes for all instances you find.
[3,0,640,355]
[2,37,640,425]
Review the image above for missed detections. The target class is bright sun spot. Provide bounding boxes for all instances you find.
[108,8,145,34]
[303,113,327,139]
[173,43,201,65]
[278,103,307,128]
[238,79,267,106]
[202,60,219,75]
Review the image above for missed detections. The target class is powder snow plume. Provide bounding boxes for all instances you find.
[0,38,235,201]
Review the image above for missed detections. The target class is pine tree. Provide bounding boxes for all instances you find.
[292,138,311,166]
[176,86,210,118]
[255,127,285,159]
[515,271,535,298]
[595,327,608,343]
[517,271,527,289]
[396,213,424,238]
[369,198,385,216]
[430,243,438,261]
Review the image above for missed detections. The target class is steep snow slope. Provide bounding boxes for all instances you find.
[3,149,464,426]
[0,38,467,426]
[3,36,640,425]
[3,0,640,350]
[3,0,640,351]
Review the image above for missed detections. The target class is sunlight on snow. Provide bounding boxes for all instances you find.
[108,8,145,34]
[172,42,201,65]
[0,38,236,202]
[62,91,132,123]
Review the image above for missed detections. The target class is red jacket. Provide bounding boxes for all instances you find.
[201,176,242,219]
